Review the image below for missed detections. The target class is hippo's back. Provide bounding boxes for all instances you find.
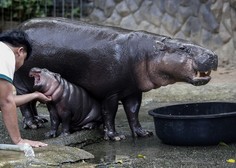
[14,18,136,98]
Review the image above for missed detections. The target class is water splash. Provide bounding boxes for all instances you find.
[0,144,35,158]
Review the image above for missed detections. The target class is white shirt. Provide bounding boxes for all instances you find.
[0,42,15,83]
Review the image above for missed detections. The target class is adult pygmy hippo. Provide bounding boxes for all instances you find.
[29,67,102,137]
[14,17,218,141]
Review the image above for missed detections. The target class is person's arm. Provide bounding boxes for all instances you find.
[14,91,51,107]
[0,79,47,147]
[0,79,22,144]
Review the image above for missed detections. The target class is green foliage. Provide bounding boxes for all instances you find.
[0,0,53,21]
[0,0,12,8]
[71,7,80,18]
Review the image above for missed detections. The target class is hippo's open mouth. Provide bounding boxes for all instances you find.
[195,71,211,77]
[191,70,212,86]
[29,73,40,84]
[29,69,42,87]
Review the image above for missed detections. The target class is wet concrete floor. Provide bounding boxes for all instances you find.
[82,67,236,167]
[0,67,236,167]
[83,102,236,168]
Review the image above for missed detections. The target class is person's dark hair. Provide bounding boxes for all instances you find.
[0,30,32,59]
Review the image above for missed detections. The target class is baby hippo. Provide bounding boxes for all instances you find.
[29,67,102,138]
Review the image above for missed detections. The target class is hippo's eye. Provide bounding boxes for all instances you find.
[179,46,191,53]
[179,46,186,50]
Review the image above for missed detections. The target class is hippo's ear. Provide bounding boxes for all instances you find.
[155,41,166,51]
[54,73,61,80]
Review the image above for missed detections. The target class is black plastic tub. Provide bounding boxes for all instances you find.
[148,102,236,146]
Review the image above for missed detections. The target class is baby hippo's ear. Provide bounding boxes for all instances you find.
[54,73,61,80]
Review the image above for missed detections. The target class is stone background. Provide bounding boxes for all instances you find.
[86,0,236,67]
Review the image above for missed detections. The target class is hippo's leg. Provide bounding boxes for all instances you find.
[102,95,125,141]
[121,92,153,137]
[58,109,72,136]
[82,122,101,130]
[80,103,102,130]
[20,101,47,129]
[45,105,60,138]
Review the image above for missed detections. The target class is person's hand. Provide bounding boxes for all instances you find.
[17,138,48,148]
[34,91,52,103]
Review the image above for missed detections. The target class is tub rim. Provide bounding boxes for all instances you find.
[148,101,236,120]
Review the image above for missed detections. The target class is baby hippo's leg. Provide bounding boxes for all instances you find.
[45,105,60,138]
[82,122,100,129]
[59,110,72,137]
[81,102,102,130]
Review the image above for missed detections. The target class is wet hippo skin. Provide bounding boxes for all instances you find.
[29,67,102,137]
[14,17,218,140]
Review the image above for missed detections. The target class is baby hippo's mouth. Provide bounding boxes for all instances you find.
[29,68,43,88]
[29,73,40,84]
[29,67,61,97]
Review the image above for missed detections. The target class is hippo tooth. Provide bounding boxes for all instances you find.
[197,71,201,77]
[196,71,211,78]
[195,71,199,77]
[202,71,211,77]
[206,71,211,76]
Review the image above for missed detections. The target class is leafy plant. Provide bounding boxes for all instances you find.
[0,0,12,8]
[0,0,53,21]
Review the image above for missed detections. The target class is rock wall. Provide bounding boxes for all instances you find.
[87,0,236,67]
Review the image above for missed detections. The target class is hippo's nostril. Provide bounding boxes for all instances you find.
[193,53,218,72]
[213,54,218,70]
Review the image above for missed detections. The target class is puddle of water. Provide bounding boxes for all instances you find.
[82,134,161,164]
[82,118,158,164]
[81,103,160,164]
[0,150,25,162]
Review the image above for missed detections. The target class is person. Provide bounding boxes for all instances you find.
[0,30,51,147]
